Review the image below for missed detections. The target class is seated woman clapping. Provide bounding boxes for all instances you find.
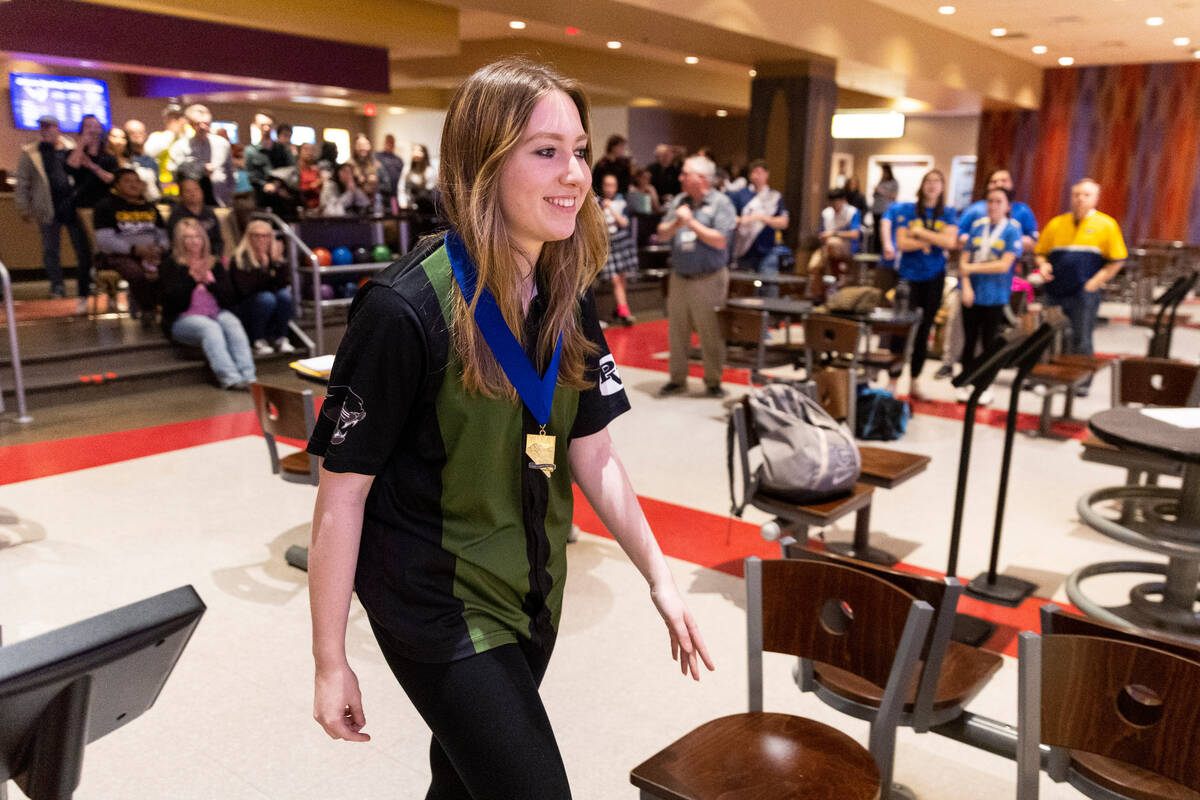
[319,162,370,216]
[230,217,296,355]
[159,217,257,390]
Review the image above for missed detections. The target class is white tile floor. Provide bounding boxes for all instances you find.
[1,308,1197,799]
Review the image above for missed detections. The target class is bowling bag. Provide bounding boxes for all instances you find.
[855,385,910,441]
[728,383,861,515]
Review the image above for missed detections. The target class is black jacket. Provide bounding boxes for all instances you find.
[159,257,237,336]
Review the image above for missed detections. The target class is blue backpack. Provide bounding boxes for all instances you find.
[855,386,910,441]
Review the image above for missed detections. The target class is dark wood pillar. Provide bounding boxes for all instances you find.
[747,58,838,252]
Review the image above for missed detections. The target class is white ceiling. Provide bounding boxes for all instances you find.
[880,0,1200,66]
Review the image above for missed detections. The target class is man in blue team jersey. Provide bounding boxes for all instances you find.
[956,169,1038,251]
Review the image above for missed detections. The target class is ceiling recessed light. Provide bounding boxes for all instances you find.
[508,20,526,30]
[1058,56,1075,65]
[1174,37,1191,46]
[938,5,956,14]
[748,69,757,77]
[606,40,621,49]
[1194,49,1200,58]
[685,56,699,64]
[565,26,579,35]
[1032,45,1048,54]
[715,109,728,117]
[389,106,407,115]
[1146,16,1164,26]
[990,27,1007,37]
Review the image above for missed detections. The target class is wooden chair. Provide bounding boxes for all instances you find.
[630,557,933,800]
[249,382,319,485]
[803,314,865,426]
[861,310,922,384]
[1017,631,1200,799]
[730,402,877,561]
[787,547,1003,737]
[1039,603,1200,664]
[718,306,806,379]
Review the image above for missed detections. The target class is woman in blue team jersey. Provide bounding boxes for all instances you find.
[890,169,958,399]
[956,186,1022,403]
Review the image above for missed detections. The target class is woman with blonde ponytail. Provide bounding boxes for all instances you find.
[305,57,713,799]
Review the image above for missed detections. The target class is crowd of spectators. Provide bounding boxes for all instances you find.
[591,138,1126,404]
[15,107,1128,398]
[13,103,436,390]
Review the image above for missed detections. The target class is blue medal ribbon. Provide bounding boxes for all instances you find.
[445,231,562,426]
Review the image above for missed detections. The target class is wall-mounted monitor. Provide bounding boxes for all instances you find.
[291,125,316,146]
[211,121,239,143]
[9,72,112,133]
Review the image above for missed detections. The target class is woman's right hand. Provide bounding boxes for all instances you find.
[313,662,370,742]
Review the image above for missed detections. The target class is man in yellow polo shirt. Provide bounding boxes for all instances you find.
[1034,178,1127,395]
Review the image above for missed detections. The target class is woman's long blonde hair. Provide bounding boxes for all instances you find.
[171,217,214,265]
[232,217,273,270]
[439,57,609,398]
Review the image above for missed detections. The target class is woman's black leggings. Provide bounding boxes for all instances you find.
[902,275,944,380]
[961,303,1007,376]
[370,620,571,800]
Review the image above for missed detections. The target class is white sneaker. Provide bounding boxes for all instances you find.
[253,339,274,356]
[979,388,994,405]
[909,379,925,400]
[274,337,296,354]
[956,386,973,403]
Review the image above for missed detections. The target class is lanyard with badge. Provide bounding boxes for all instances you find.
[976,218,1009,262]
[446,231,562,478]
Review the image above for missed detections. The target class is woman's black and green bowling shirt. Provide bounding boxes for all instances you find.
[307,235,631,662]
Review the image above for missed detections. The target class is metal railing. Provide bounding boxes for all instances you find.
[263,212,320,356]
[266,212,396,355]
[0,258,32,424]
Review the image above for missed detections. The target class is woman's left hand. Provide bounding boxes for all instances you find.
[650,579,715,680]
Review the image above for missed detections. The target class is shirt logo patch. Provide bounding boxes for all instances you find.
[598,354,624,397]
[322,385,366,445]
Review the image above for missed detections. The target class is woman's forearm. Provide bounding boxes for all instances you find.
[569,431,672,588]
[309,468,373,668]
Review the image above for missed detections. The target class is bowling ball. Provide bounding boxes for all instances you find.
[312,247,332,267]
[331,247,354,266]
[320,284,335,300]
[353,246,372,264]
[372,245,392,263]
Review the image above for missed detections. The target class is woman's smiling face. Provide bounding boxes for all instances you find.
[497,90,590,261]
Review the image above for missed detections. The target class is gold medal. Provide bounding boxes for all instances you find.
[525,425,556,478]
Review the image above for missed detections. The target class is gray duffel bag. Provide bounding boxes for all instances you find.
[730,383,861,512]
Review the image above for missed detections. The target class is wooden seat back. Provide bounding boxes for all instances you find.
[718,306,767,348]
[250,382,318,484]
[1039,604,1200,664]
[786,547,961,727]
[803,315,863,423]
[804,313,863,357]
[1114,357,1200,407]
[1018,632,1200,797]
[756,557,922,693]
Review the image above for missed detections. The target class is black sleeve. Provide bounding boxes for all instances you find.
[91,198,116,231]
[569,288,631,440]
[207,208,224,255]
[307,286,427,475]
[159,259,196,320]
